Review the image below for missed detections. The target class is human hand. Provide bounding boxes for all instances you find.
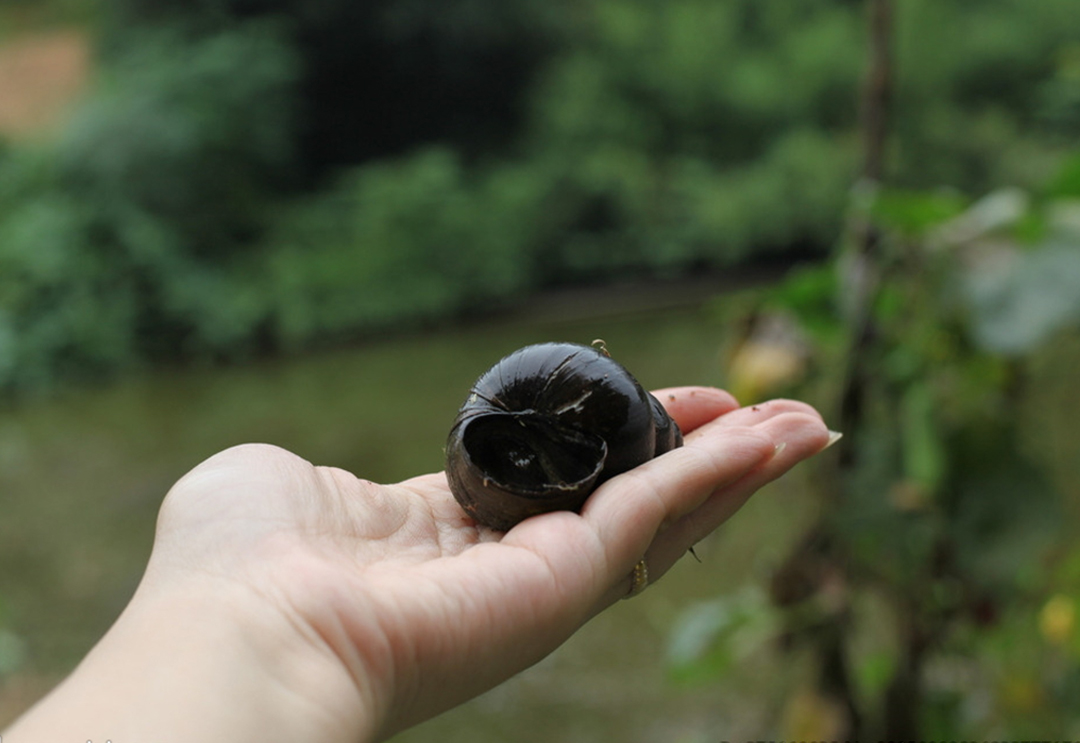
[5,387,831,743]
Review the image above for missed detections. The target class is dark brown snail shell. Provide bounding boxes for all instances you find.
[446,342,683,531]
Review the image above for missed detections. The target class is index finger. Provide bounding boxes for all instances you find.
[652,386,740,435]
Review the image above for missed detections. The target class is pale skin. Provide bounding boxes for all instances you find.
[4,387,832,742]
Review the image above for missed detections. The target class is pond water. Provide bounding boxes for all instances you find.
[0,280,822,739]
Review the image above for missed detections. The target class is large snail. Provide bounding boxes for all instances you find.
[446,341,683,531]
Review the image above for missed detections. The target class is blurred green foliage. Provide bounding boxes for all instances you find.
[263,148,543,345]
[0,22,297,392]
[2,0,1080,395]
[668,152,1080,737]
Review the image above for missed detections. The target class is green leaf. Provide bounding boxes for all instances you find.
[854,650,896,701]
[963,239,1080,355]
[666,587,778,685]
[900,382,947,495]
[764,264,842,345]
[871,187,968,237]
[1046,151,1080,200]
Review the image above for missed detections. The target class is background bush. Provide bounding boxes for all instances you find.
[2,0,1079,394]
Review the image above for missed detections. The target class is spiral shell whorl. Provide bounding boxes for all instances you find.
[446,342,682,530]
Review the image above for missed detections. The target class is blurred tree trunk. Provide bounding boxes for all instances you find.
[773,1,896,739]
[861,0,892,185]
[838,0,892,454]
[837,1,930,739]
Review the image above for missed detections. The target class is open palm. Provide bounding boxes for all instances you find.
[139,386,828,741]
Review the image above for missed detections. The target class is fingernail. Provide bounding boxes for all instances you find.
[823,430,844,450]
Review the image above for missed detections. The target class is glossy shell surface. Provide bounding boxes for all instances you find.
[446,342,682,530]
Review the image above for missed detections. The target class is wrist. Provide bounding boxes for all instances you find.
[4,576,376,743]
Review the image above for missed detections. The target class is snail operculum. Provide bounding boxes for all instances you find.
[446,342,683,531]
